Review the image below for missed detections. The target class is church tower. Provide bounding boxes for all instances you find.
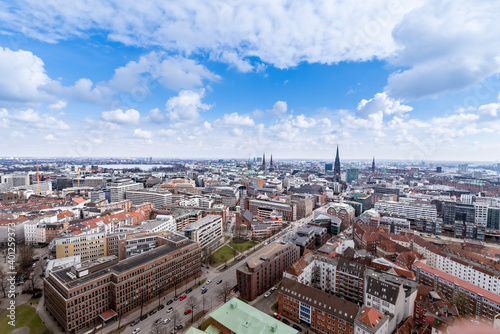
[261,153,266,171]
[334,145,341,182]
[372,157,375,173]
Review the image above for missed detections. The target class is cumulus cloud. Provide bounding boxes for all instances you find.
[44,134,55,140]
[48,100,67,110]
[166,89,212,124]
[356,92,412,118]
[101,109,140,124]
[216,112,255,126]
[268,101,288,117]
[133,128,152,139]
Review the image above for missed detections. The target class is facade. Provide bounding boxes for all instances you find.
[415,217,443,235]
[109,180,143,203]
[248,198,297,221]
[50,232,107,260]
[412,261,500,321]
[44,233,201,333]
[183,215,223,250]
[279,278,360,334]
[237,242,300,301]
[354,306,389,334]
[346,168,359,184]
[327,203,355,227]
[487,206,500,230]
[474,202,489,225]
[442,200,474,225]
[374,200,437,220]
[125,189,173,208]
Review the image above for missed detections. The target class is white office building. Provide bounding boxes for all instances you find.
[183,215,223,250]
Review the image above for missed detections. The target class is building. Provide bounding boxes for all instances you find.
[415,217,442,235]
[458,164,469,173]
[487,206,500,230]
[336,258,366,303]
[375,200,437,220]
[183,215,223,250]
[346,168,359,184]
[442,200,474,225]
[311,211,342,236]
[279,277,360,334]
[50,232,107,260]
[248,197,297,221]
[44,233,201,333]
[354,306,389,334]
[237,242,300,301]
[250,214,283,239]
[412,261,500,321]
[125,188,172,208]
[109,180,143,203]
[326,203,355,227]
[380,216,411,235]
[334,146,341,183]
[194,297,297,334]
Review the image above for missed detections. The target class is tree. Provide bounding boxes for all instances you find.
[17,245,34,272]
[453,291,471,315]
[217,281,233,303]
[187,296,198,323]
[150,322,165,334]
[171,309,180,330]
[0,268,6,297]
[201,293,207,311]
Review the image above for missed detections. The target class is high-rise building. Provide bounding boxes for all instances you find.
[110,179,143,203]
[346,168,359,184]
[334,145,341,182]
[372,157,375,173]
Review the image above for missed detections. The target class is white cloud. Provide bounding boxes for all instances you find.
[166,89,212,124]
[293,114,316,128]
[101,109,140,124]
[48,100,67,110]
[268,101,288,117]
[216,112,255,126]
[148,108,166,123]
[44,134,55,141]
[108,52,220,92]
[133,128,152,139]
[231,128,243,136]
[217,51,254,72]
[158,129,176,137]
[356,92,412,118]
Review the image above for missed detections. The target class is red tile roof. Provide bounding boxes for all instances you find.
[358,306,384,328]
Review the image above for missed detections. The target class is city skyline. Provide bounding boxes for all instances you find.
[1,1,500,160]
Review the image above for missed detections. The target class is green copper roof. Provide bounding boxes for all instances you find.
[209,298,298,334]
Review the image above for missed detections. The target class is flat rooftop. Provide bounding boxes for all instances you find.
[245,242,289,269]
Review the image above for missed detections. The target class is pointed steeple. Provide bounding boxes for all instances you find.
[261,153,266,171]
[372,157,375,173]
[270,155,273,167]
[247,157,252,170]
[334,145,341,182]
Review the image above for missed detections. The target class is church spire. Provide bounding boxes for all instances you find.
[372,157,375,173]
[270,154,273,167]
[261,153,266,171]
[334,145,341,182]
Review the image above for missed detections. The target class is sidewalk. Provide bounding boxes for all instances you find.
[36,296,64,334]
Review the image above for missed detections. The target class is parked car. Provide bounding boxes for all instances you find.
[186,288,193,294]
[264,292,271,297]
[140,314,148,321]
[176,324,183,330]
[155,318,162,325]
[217,279,222,284]
[163,318,171,324]
[149,309,157,316]
[158,305,165,311]
[130,319,140,326]
[270,287,277,292]
[132,328,141,334]
[282,319,290,325]
[184,309,192,315]
[32,263,36,268]
[292,324,302,332]
[180,294,187,301]
[273,313,281,320]
[166,307,173,313]
[166,299,173,305]
[206,280,212,285]
[201,288,208,294]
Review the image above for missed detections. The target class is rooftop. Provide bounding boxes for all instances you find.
[244,242,290,270]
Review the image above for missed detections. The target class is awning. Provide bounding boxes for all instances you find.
[99,309,117,321]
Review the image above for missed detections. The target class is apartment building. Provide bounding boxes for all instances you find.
[412,261,500,321]
[50,232,107,260]
[374,200,437,220]
[326,203,356,226]
[248,197,297,221]
[183,215,223,250]
[109,180,143,203]
[44,233,201,333]
[237,242,300,301]
[279,278,360,334]
[354,306,389,334]
[336,258,366,303]
[125,188,172,208]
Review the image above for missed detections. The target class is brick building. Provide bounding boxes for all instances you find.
[237,242,300,301]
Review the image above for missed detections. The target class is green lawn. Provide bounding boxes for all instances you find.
[0,304,49,334]
[209,245,236,267]
[229,240,258,253]
[199,317,212,330]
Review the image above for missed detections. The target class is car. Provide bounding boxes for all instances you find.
[184,308,192,315]
[206,280,212,285]
[176,324,183,330]
[166,307,173,313]
[174,295,181,301]
[43,256,48,260]
[270,287,277,292]
[282,319,290,325]
[140,314,148,321]
[149,309,157,316]
[186,288,193,294]
[201,288,208,294]
[32,263,36,267]
[163,318,171,324]
[132,328,141,334]
[292,324,302,332]
[166,299,173,305]
[273,313,281,320]
[158,305,165,311]
[32,257,40,262]
[130,319,140,327]
[180,294,187,301]
[201,263,205,267]
[217,279,222,284]
[155,318,162,325]
[264,292,271,297]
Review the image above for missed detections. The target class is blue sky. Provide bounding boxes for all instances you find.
[0,0,500,161]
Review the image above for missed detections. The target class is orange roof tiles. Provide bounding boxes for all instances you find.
[358,307,384,328]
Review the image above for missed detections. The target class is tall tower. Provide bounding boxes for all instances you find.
[270,155,273,167]
[334,145,341,182]
[261,153,266,171]
[247,158,252,170]
[372,157,375,174]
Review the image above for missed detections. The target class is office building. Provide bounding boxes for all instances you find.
[346,168,359,184]
[237,242,300,301]
[125,188,173,208]
[183,215,223,250]
[374,200,437,220]
[110,180,143,203]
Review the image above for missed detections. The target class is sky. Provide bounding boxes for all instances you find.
[0,0,500,161]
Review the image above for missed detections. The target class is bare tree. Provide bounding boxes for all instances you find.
[187,296,198,323]
[0,268,6,297]
[150,322,165,334]
[217,281,233,303]
[17,245,34,272]
[201,293,207,311]
[453,291,471,315]
[171,309,180,329]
